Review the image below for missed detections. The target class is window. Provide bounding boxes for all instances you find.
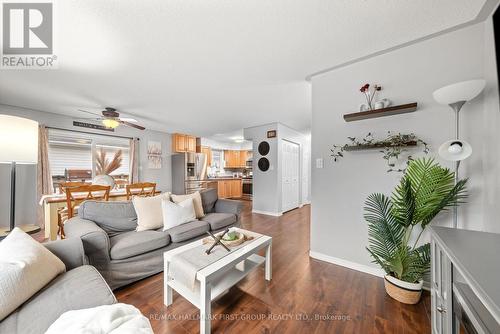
[211,149,223,171]
[48,129,130,192]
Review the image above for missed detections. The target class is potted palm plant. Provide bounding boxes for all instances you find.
[365,158,467,304]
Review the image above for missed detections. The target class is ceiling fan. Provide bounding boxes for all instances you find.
[76,107,146,130]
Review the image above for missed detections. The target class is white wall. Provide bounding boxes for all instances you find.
[0,104,172,228]
[244,123,280,214]
[244,122,310,215]
[310,22,491,271]
[477,16,500,233]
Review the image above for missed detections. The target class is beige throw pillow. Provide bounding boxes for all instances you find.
[0,228,66,321]
[133,192,171,231]
[171,191,204,218]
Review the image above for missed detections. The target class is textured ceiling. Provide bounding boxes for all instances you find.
[0,0,487,135]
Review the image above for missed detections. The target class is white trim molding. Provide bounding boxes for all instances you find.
[309,251,431,291]
[309,251,384,277]
[252,209,282,217]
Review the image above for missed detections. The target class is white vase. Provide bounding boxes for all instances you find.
[381,98,391,107]
[374,101,385,109]
[359,103,369,112]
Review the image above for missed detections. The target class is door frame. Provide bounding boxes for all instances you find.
[280,138,301,213]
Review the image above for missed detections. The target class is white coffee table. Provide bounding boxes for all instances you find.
[163,228,272,334]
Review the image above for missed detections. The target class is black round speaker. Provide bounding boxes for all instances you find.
[258,157,270,172]
[258,141,270,156]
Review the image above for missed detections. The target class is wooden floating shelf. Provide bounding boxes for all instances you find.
[343,140,418,151]
[343,102,418,122]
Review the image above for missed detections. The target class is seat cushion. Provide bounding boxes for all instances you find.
[78,200,138,237]
[110,230,170,260]
[165,220,209,243]
[0,265,116,334]
[201,213,237,230]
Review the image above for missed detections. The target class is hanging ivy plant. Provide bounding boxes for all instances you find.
[331,132,429,172]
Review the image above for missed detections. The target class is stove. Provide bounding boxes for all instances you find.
[242,177,252,200]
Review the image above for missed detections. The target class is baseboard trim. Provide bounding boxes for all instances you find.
[309,251,385,277]
[309,251,431,291]
[252,209,282,216]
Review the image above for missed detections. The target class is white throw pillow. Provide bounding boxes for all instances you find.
[0,228,66,321]
[171,191,205,218]
[46,303,153,334]
[162,198,197,231]
[133,192,171,231]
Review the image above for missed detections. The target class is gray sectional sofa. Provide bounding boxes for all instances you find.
[0,238,116,334]
[64,188,243,290]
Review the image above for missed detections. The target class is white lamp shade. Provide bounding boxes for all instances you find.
[438,139,472,161]
[433,79,486,105]
[0,115,39,164]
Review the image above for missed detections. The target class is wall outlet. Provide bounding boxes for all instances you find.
[315,158,323,169]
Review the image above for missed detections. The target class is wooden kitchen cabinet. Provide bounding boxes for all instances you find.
[172,133,197,153]
[216,179,242,199]
[224,150,236,168]
[201,146,212,165]
[230,179,242,198]
[186,136,196,152]
[239,151,248,166]
[172,133,186,152]
[224,150,249,168]
[217,180,226,198]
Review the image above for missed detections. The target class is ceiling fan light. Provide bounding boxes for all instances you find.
[102,119,120,129]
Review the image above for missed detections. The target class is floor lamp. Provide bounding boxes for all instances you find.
[432,79,485,228]
[0,115,40,238]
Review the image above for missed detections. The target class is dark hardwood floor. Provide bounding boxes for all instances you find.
[115,201,431,333]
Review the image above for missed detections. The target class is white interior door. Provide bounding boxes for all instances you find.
[281,140,300,212]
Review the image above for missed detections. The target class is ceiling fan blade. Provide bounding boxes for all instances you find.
[120,120,145,130]
[74,117,102,122]
[77,109,102,117]
[119,117,138,123]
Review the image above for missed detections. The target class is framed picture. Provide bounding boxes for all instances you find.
[147,141,162,169]
[267,130,277,138]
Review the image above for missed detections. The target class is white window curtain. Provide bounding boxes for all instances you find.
[129,138,139,184]
[37,125,52,226]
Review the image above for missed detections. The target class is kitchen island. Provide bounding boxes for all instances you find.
[204,177,243,199]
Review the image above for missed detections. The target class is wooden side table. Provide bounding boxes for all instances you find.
[0,224,41,239]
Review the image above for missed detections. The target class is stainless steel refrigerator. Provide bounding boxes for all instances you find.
[172,152,209,194]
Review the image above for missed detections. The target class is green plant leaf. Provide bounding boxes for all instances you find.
[365,158,467,283]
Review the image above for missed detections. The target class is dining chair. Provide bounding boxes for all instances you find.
[58,181,87,194]
[126,182,157,200]
[57,181,88,238]
[58,184,111,238]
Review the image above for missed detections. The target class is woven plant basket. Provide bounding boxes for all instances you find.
[384,275,423,305]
